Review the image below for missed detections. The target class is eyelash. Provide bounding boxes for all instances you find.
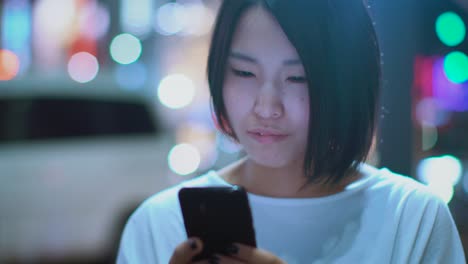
[230,68,307,83]
[287,76,307,83]
[231,68,255,78]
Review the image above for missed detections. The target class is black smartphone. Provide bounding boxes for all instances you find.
[178,186,257,261]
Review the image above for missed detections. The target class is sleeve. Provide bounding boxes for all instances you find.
[418,199,466,264]
[116,212,159,264]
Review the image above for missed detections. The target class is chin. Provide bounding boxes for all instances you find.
[246,151,295,169]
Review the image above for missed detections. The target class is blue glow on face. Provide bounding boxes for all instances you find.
[1,1,31,74]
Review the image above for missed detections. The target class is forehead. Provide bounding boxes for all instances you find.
[230,6,300,60]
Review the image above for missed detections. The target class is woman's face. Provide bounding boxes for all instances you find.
[223,6,310,169]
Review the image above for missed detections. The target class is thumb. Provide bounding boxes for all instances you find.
[169,237,204,264]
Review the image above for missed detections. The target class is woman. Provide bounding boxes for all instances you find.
[117,0,466,263]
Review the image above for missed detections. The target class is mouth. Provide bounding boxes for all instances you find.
[247,129,288,144]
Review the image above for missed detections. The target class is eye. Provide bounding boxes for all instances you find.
[231,68,255,78]
[287,76,307,83]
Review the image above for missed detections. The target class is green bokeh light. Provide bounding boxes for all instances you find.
[436,12,466,47]
[443,51,468,83]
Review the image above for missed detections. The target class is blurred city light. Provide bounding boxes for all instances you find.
[157,74,195,109]
[35,0,76,41]
[1,0,31,75]
[436,12,466,47]
[427,182,454,204]
[120,0,153,37]
[0,49,20,81]
[417,155,462,203]
[168,143,201,176]
[114,62,147,90]
[433,57,468,112]
[175,122,218,171]
[443,51,468,84]
[415,97,451,127]
[110,33,142,65]
[154,2,186,36]
[421,125,438,151]
[67,52,99,83]
[79,1,110,40]
[417,155,463,187]
[179,3,216,36]
[33,0,77,68]
[154,2,215,36]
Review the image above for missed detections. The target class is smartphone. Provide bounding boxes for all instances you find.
[178,186,257,261]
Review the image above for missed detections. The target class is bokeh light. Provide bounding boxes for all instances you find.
[168,143,201,176]
[157,74,196,109]
[154,2,186,36]
[175,122,218,171]
[417,155,463,187]
[433,57,468,112]
[67,52,99,83]
[34,0,76,41]
[443,51,468,84]
[415,98,451,127]
[417,155,462,203]
[120,0,153,37]
[110,33,142,65]
[179,3,216,36]
[427,183,454,204]
[154,2,215,36]
[80,1,110,40]
[114,62,147,90]
[436,12,466,47]
[0,49,20,80]
[421,125,438,151]
[1,0,32,75]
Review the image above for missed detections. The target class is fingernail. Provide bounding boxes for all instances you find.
[225,244,239,255]
[209,255,220,264]
[189,239,197,250]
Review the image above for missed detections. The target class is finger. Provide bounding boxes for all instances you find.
[169,237,203,264]
[225,243,284,264]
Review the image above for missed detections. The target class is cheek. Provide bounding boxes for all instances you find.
[223,82,256,123]
[284,95,310,138]
[223,76,257,103]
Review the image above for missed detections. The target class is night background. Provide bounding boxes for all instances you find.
[0,0,467,263]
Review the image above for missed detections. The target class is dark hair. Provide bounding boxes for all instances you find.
[207,0,381,185]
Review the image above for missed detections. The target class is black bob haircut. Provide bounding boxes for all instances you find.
[207,0,382,185]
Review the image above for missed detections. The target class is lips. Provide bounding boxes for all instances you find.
[247,128,288,144]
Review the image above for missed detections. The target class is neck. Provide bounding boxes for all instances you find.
[219,156,354,198]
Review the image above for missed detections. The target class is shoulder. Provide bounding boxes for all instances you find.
[363,164,443,205]
[365,165,454,231]
[366,167,466,262]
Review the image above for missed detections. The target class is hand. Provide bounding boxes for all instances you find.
[211,243,286,264]
[169,237,207,264]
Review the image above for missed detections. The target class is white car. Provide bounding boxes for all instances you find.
[0,78,177,263]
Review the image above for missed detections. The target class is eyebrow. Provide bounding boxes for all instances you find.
[229,51,302,66]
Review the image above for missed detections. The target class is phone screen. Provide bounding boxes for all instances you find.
[178,186,257,261]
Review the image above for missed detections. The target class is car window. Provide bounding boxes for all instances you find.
[0,97,159,143]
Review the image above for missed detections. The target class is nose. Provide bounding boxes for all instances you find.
[253,83,284,119]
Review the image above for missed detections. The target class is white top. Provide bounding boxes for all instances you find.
[117,164,466,264]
